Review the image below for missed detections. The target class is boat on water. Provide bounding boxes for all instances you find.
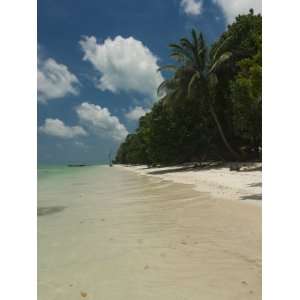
[67,164,88,167]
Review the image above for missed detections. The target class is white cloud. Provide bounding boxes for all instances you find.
[79,36,164,98]
[76,102,128,142]
[39,118,87,139]
[38,56,79,102]
[125,106,150,121]
[180,0,203,16]
[213,0,261,23]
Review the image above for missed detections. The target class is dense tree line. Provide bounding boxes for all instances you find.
[115,10,261,165]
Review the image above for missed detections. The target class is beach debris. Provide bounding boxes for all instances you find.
[193,162,202,168]
[144,264,149,270]
[230,162,241,171]
[241,280,248,285]
[80,291,88,297]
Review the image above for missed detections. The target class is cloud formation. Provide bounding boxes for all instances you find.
[79,36,163,98]
[76,102,128,142]
[180,0,203,16]
[213,0,261,23]
[39,118,87,139]
[125,106,150,121]
[38,56,79,102]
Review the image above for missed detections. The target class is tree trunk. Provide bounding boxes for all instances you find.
[208,103,241,161]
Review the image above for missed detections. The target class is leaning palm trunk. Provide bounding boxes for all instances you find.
[207,102,241,161]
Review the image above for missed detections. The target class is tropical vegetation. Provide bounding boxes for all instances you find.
[115,10,262,165]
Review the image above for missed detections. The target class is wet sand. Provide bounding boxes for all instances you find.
[38,165,261,300]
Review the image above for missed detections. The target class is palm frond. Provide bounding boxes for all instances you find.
[187,72,200,98]
[157,64,178,73]
[191,29,199,52]
[169,43,186,52]
[169,44,193,62]
[157,77,179,96]
[211,36,233,62]
[179,38,195,51]
[198,33,205,49]
[157,80,169,96]
[170,52,186,62]
[209,51,232,74]
[171,50,193,63]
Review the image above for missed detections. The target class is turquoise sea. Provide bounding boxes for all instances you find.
[38,164,92,180]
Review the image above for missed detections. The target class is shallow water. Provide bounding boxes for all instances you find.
[38,165,261,300]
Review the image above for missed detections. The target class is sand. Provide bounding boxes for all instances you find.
[38,165,261,300]
[116,162,262,205]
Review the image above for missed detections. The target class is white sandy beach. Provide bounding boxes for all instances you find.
[116,163,262,205]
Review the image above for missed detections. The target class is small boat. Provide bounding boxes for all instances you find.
[67,164,87,167]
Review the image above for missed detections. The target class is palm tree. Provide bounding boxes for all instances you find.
[158,29,240,161]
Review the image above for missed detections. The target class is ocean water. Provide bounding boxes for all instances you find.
[38,165,261,300]
[38,164,88,180]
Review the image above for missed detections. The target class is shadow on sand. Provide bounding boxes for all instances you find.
[240,194,262,201]
[141,162,261,176]
[146,162,225,175]
[248,182,262,188]
[38,206,66,217]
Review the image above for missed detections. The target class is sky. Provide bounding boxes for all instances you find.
[37,0,261,165]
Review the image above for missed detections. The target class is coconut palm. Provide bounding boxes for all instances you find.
[158,29,240,160]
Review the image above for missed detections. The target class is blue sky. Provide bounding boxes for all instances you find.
[37,0,261,165]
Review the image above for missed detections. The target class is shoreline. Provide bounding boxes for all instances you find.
[115,162,262,206]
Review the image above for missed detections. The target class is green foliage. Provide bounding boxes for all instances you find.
[115,10,262,165]
[230,52,262,152]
